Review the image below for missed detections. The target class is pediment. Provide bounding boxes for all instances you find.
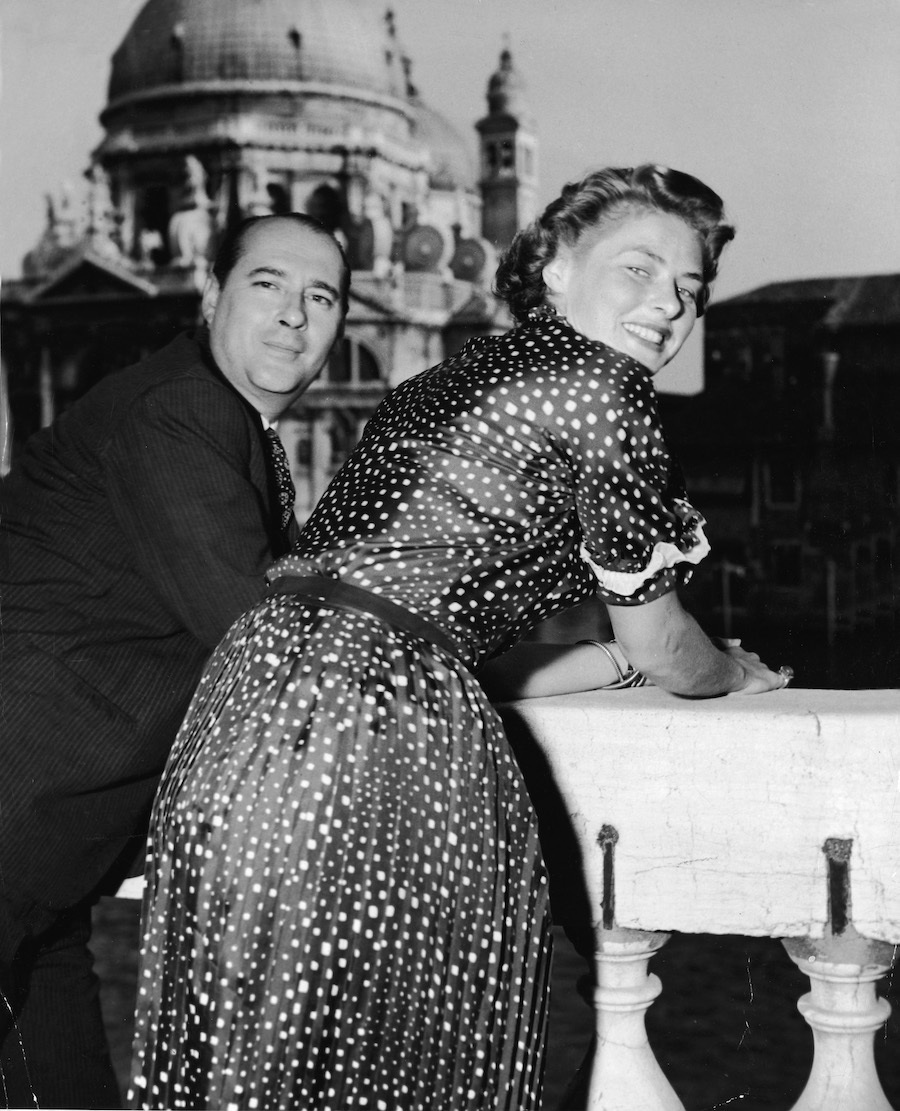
[22,248,158,303]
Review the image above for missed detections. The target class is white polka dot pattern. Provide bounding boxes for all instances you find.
[129,312,705,1109]
[297,311,707,663]
[131,604,550,1110]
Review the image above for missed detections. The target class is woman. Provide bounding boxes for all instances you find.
[130,165,784,1111]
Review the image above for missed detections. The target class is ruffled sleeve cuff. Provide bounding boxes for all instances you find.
[580,500,711,599]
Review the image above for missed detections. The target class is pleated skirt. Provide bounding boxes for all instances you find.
[129,594,552,1110]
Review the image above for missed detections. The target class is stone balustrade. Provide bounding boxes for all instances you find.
[500,687,900,1110]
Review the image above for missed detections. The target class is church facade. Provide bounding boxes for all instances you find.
[1,0,538,515]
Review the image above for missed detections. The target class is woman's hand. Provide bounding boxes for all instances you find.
[721,643,788,695]
[714,638,790,693]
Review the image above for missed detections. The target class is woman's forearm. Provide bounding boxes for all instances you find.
[621,608,743,695]
[479,592,784,701]
[478,641,621,700]
[608,590,777,697]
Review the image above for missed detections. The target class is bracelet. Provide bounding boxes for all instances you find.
[577,639,647,690]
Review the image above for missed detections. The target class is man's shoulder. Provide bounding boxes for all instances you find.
[96,333,251,420]
[39,333,259,468]
[119,332,223,393]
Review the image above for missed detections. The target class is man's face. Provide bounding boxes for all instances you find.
[203,219,346,419]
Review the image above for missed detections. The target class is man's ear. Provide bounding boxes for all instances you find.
[200,274,221,325]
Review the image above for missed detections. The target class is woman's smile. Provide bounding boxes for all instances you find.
[622,320,671,349]
[543,209,703,374]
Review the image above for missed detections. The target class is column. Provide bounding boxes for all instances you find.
[39,343,55,429]
[310,410,333,505]
[0,351,11,475]
[583,927,684,1111]
[783,929,896,1111]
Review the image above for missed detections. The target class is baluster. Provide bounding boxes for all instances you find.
[782,930,895,1111]
[570,823,683,1110]
[582,926,684,1111]
[781,835,897,1110]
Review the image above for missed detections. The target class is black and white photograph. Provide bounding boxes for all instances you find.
[2,1,899,1108]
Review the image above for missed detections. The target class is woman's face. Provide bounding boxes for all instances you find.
[542,209,705,374]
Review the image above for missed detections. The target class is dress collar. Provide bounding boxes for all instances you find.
[521,306,653,380]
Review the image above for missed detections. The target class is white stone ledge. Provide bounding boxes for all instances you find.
[500,687,900,943]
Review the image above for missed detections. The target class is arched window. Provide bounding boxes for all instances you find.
[305,185,343,233]
[324,338,383,386]
[267,183,291,215]
[140,186,171,261]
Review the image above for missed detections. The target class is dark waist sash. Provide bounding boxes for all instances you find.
[266,574,463,660]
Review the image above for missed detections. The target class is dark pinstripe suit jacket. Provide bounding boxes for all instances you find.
[0,331,297,936]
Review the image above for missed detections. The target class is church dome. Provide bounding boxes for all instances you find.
[410,102,475,191]
[107,0,408,106]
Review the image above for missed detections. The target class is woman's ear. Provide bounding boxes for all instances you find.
[542,253,569,297]
[542,252,570,313]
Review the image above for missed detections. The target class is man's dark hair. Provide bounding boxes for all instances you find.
[212,213,351,313]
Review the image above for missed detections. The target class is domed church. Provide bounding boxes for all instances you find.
[1,0,538,514]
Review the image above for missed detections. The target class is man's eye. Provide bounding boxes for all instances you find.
[627,266,649,277]
[307,292,335,307]
[254,280,278,290]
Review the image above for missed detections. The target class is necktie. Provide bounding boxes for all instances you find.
[265,426,297,532]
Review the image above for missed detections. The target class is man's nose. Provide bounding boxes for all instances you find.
[279,295,307,328]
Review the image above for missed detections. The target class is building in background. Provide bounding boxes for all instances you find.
[4,0,898,680]
[661,274,900,663]
[0,0,538,514]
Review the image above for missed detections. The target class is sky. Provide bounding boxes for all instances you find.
[1,0,898,392]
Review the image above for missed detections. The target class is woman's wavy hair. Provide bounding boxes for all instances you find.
[494,164,735,321]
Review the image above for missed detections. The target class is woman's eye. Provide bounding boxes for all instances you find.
[627,266,649,277]
[678,286,698,302]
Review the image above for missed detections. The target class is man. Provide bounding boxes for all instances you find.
[0,213,349,1107]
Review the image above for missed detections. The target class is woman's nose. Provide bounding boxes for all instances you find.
[649,280,684,318]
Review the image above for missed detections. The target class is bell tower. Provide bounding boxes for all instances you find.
[476,45,538,250]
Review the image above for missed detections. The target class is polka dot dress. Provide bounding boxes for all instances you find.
[129,313,707,1110]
